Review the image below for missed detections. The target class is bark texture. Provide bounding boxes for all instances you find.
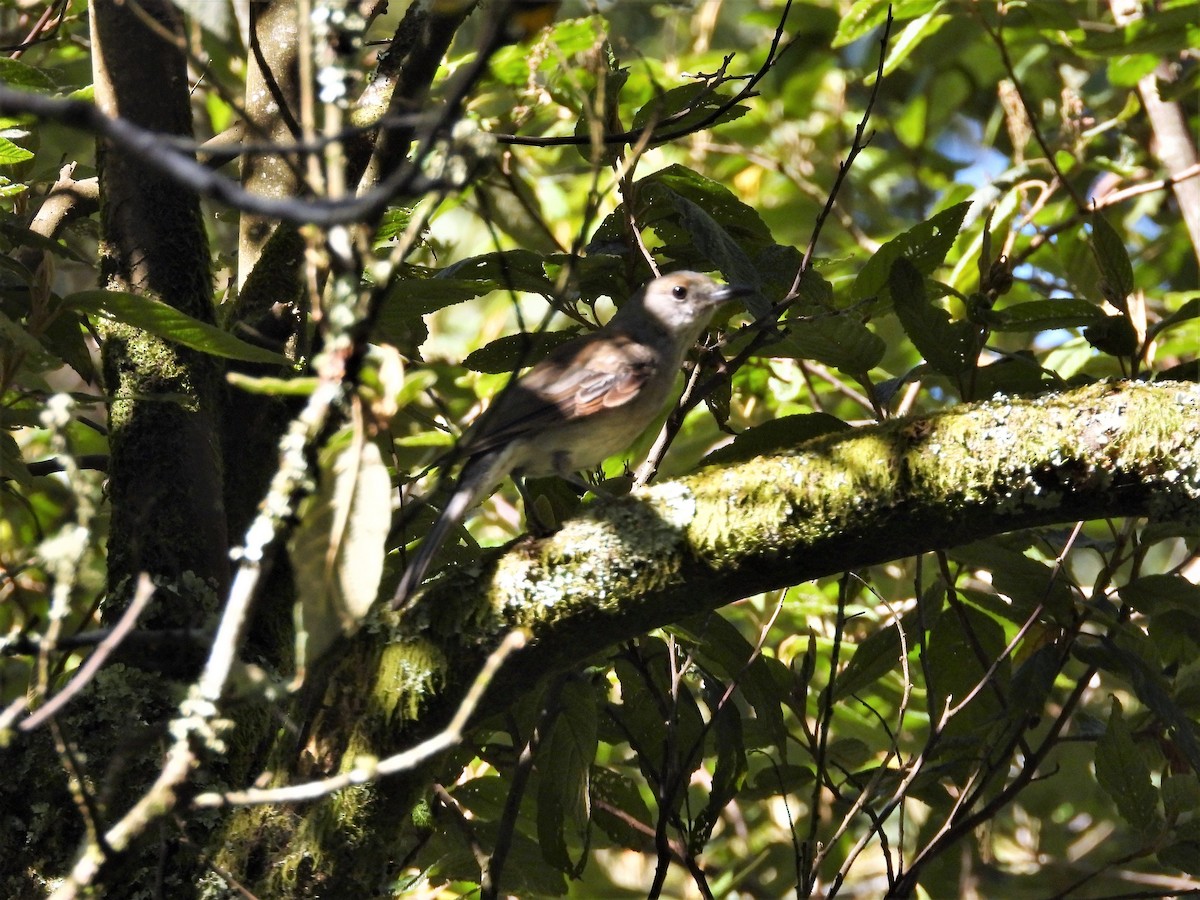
[91,0,228,618]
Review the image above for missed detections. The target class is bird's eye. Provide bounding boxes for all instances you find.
[672,284,688,299]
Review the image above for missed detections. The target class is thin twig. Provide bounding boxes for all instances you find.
[191,631,526,808]
[20,574,156,731]
[484,674,565,899]
[433,783,491,873]
[800,573,853,894]
[981,11,1086,211]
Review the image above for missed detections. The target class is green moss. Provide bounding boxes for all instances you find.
[372,639,448,724]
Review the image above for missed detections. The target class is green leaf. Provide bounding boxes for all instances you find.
[1162,774,1200,824]
[991,299,1107,333]
[633,83,706,130]
[0,223,87,262]
[1107,53,1160,87]
[590,166,772,292]
[969,354,1059,397]
[834,0,942,48]
[0,58,56,92]
[227,373,319,397]
[777,313,887,373]
[590,767,653,849]
[1080,6,1200,57]
[882,9,951,78]
[827,737,872,770]
[672,613,787,749]
[1159,840,1200,876]
[0,309,57,373]
[890,258,977,376]
[438,249,554,295]
[835,617,908,701]
[65,290,289,365]
[0,136,33,165]
[1054,149,1077,175]
[1095,697,1160,832]
[653,165,771,243]
[691,697,746,853]
[1084,314,1138,357]
[1147,609,1200,668]
[37,309,96,383]
[950,540,1076,620]
[770,251,823,307]
[490,15,605,84]
[373,206,415,245]
[1,431,32,491]
[1120,574,1200,616]
[382,275,496,317]
[0,177,26,199]
[702,413,849,467]
[1075,640,1200,773]
[537,680,598,873]
[1148,295,1200,339]
[633,84,747,133]
[668,194,768,317]
[745,763,814,800]
[611,641,705,793]
[853,201,970,303]
[1090,215,1134,309]
[290,434,392,673]
[1006,644,1065,731]
[462,329,582,373]
[925,600,1007,741]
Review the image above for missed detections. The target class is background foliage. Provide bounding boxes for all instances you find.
[2,0,1200,897]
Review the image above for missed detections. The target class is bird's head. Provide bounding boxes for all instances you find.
[633,270,752,333]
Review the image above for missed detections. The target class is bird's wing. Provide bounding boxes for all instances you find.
[462,331,658,456]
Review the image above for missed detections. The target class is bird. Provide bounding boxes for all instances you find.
[389,270,749,610]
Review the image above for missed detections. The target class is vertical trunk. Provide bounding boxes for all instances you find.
[91,0,229,619]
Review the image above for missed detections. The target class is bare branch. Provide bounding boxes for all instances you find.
[190,631,527,808]
[19,574,156,732]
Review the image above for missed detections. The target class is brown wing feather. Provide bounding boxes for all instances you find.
[462,331,657,456]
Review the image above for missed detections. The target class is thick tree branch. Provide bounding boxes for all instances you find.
[247,380,1200,895]
[407,381,1200,682]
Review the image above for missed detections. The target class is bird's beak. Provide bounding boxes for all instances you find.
[711,283,755,305]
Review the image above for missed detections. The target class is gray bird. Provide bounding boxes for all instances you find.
[390,270,748,609]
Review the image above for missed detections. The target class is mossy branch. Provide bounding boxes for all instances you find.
[411,380,1200,667]
[251,380,1200,897]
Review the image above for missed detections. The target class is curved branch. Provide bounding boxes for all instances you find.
[241,379,1200,892]
[401,380,1200,687]
[0,85,446,227]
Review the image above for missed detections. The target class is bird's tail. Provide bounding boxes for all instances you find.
[389,452,503,611]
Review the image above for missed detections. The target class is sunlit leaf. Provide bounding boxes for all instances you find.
[0,137,33,165]
[853,202,970,303]
[777,313,887,373]
[291,432,392,672]
[0,58,56,91]
[890,258,977,376]
[991,299,1106,333]
[65,290,289,365]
